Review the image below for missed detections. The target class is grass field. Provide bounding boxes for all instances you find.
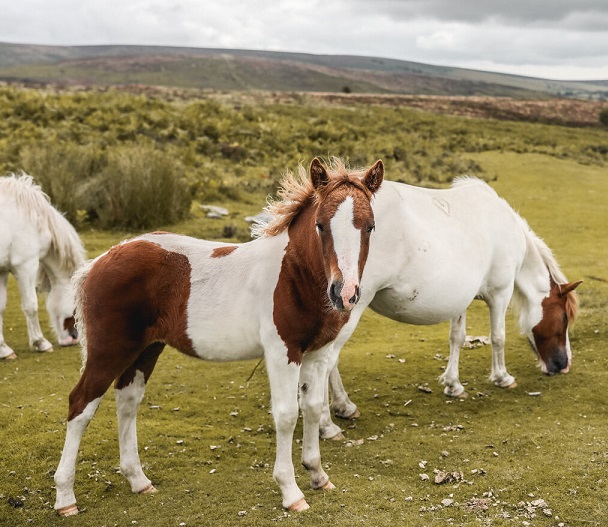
[1,151,607,525]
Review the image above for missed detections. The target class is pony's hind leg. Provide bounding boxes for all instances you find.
[114,343,164,494]
[0,271,17,359]
[439,312,467,397]
[13,262,52,352]
[54,364,117,515]
[299,347,334,491]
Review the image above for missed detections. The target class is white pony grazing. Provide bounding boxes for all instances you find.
[0,173,86,359]
[319,175,581,439]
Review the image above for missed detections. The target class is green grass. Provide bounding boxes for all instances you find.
[1,155,607,525]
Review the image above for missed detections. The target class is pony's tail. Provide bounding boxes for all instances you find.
[72,258,96,372]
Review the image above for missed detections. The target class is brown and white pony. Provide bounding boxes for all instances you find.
[54,158,384,515]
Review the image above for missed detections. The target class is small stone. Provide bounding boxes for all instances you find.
[420,473,430,481]
[237,510,247,517]
[441,498,454,507]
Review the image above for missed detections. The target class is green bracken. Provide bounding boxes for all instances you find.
[0,87,606,526]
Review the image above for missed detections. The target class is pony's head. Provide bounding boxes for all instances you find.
[309,158,383,312]
[528,280,582,375]
[39,270,80,346]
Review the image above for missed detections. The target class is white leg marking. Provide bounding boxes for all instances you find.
[264,348,306,509]
[300,347,332,488]
[115,370,153,493]
[54,397,103,512]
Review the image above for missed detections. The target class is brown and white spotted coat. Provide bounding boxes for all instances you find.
[54,158,384,515]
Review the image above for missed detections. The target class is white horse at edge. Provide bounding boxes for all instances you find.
[0,173,86,359]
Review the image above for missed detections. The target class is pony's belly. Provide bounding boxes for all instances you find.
[369,288,472,325]
[188,322,264,362]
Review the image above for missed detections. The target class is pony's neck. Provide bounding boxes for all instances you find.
[513,233,552,334]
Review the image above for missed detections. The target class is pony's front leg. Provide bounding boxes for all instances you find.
[487,292,516,388]
[14,263,53,352]
[320,344,347,440]
[439,312,467,397]
[265,348,308,511]
[0,272,17,359]
[300,347,335,491]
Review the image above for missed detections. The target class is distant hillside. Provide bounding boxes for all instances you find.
[0,42,606,99]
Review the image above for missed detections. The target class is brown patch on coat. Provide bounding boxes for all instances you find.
[273,204,351,365]
[67,240,195,420]
[211,246,238,258]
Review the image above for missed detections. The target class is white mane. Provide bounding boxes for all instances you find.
[1,173,86,279]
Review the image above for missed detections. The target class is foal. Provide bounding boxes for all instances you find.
[54,158,383,515]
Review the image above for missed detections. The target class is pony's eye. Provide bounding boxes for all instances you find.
[366,224,375,233]
[315,222,325,233]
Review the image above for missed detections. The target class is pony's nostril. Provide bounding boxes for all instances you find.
[349,286,360,304]
[329,281,344,309]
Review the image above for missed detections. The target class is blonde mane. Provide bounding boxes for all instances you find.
[252,158,371,238]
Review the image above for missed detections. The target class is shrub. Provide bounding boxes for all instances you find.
[18,143,105,224]
[87,145,191,230]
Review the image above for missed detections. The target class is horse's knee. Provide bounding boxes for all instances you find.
[273,403,299,433]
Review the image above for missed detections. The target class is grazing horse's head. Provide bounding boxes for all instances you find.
[528,280,582,375]
[43,275,80,346]
[309,158,384,312]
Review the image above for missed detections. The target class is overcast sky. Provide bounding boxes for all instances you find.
[2,0,608,81]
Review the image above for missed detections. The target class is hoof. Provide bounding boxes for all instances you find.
[57,504,79,516]
[321,480,336,491]
[329,432,345,441]
[506,381,517,389]
[138,484,157,494]
[456,390,469,399]
[288,498,310,512]
[2,353,17,360]
[346,409,361,419]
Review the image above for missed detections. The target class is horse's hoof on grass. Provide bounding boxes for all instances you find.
[2,353,17,360]
[457,390,469,399]
[329,431,345,441]
[346,409,361,419]
[321,480,336,491]
[57,504,79,516]
[138,484,157,494]
[288,498,310,512]
[507,381,517,389]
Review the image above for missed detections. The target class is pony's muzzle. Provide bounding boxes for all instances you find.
[329,281,360,312]
[544,350,570,375]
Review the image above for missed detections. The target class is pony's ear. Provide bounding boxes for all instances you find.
[310,157,330,189]
[559,280,583,296]
[363,160,384,194]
